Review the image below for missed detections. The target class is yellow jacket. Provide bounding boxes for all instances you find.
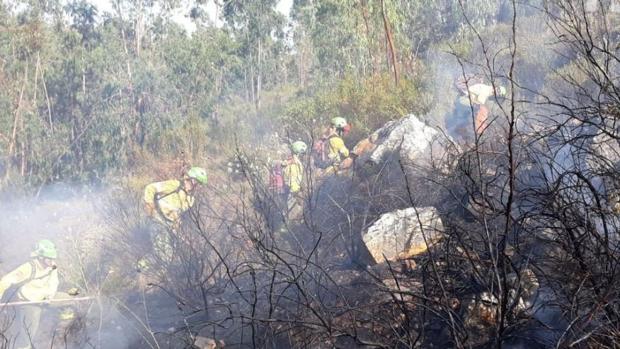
[0,260,59,301]
[283,156,303,193]
[327,136,350,164]
[463,83,495,105]
[144,179,194,222]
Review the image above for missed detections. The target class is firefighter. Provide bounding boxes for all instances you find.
[282,141,307,220]
[144,166,208,226]
[314,117,352,174]
[0,240,59,349]
[143,166,208,262]
[451,75,506,142]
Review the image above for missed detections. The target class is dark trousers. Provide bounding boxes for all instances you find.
[447,102,479,143]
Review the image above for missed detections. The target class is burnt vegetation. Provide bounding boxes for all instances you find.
[1,0,620,348]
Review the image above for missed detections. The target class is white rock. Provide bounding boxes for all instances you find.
[363,207,444,263]
[194,336,216,349]
[355,114,458,174]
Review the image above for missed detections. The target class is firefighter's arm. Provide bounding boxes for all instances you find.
[0,263,32,299]
[330,137,350,159]
[45,270,60,300]
[330,138,351,170]
[144,183,159,216]
[338,141,350,159]
[185,194,195,210]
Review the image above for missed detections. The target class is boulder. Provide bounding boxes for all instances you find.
[363,207,444,263]
[193,336,225,349]
[354,114,458,175]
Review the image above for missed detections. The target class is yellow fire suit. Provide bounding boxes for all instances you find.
[143,179,194,224]
[325,136,350,174]
[0,259,59,349]
[283,156,303,194]
[459,83,495,106]
[0,260,58,302]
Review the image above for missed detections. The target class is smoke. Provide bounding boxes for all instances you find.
[0,184,92,270]
[0,183,148,349]
[425,49,462,130]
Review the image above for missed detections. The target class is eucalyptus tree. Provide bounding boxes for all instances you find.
[222,0,287,109]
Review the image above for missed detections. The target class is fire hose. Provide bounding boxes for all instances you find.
[1,296,96,307]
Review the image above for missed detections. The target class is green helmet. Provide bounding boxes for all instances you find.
[330,117,348,129]
[187,166,208,185]
[32,239,58,259]
[291,141,307,155]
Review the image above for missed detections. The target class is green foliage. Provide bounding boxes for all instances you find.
[281,73,431,144]
[0,0,551,192]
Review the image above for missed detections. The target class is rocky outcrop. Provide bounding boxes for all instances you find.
[362,207,444,263]
[353,114,458,175]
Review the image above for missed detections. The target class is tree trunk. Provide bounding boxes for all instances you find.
[20,106,26,176]
[298,40,305,87]
[114,1,139,154]
[244,68,249,101]
[256,38,262,110]
[40,56,54,134]
[135,3,143,57]
[380,0,399,85]
[249,60,255,104]
[8,60,28,179]
[360,0,376,76]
